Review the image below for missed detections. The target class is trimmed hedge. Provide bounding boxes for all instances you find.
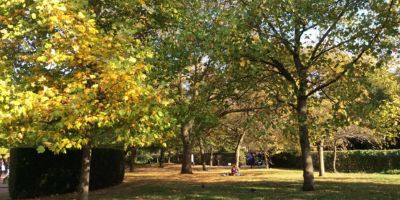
[9,148,125,199]
[171,152,246,166]
[271,150,400,173]
[270,152,302,169]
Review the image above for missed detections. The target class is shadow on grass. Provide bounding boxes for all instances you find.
[86,179,400,200]
[18,166,400,200]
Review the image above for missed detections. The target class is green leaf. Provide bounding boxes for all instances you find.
[36,145,46,154]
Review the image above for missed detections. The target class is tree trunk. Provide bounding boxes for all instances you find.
[129,146,137,172]
[199,138,207,171]
[209,147,214,166]
[159,147,165,168]
[235,132,246,167]
[264,153,270,169]
[181,120,194,174]
[297,96,315,191]
[4,159,8,173]
[167,151,171,164]
[318,140,325,176]
[78,144,92,200]
[333,140,337,173]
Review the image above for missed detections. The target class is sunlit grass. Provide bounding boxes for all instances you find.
[8,164,400,200]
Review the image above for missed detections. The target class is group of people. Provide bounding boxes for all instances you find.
[246,152,264,168]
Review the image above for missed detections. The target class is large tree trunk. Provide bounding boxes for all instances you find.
[129,146,137,172]
[78,144,92,200]
[209,147,214,166]
[318,140,325,176]
[297,95,315,191]
[235,131,246,167]
[333,140,337,173]
[199,138,207,171]
[159,147,165,168]
[181,120,194,174]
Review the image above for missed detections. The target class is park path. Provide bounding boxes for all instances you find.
[0,174,8,196]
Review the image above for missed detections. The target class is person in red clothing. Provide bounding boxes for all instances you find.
[230,164,240,176]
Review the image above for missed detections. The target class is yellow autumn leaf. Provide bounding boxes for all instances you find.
[44,43,52,49]
[239,58,246,67]
[37,55,47,62]
[75,121,82,129]
[76,25,86,32]
[77,12,85,19]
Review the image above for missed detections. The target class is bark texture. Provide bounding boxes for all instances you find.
[199,139,207,171]
[79,144,92,200]
[159,147,165,168]
[181,120,194,174]
[333,141,337,173]
[129,146,137,172]
[297,95,315,191]
[209,147,214,166]
[235,132,246,167]
[264,153,270,169]
[318,140,325,176]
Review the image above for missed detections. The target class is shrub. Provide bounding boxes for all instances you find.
[89,148,125,190]
[270,152,302,169]
[271,150,400,173]
[9,147,125,199]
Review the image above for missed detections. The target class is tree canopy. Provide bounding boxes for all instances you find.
[0,0,399,197]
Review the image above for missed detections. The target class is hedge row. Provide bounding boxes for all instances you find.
[271,150,400,172]
[170,152,246,166]
[9,148,125,199]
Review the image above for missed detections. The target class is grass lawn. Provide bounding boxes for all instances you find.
[5,164,400,200]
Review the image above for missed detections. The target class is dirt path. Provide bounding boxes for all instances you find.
[0,175,9,199]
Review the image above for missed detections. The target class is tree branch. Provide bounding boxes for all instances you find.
[306,0,396,97]
[262,15,295,54]
[218,106,267,118]
[308,1,350,64]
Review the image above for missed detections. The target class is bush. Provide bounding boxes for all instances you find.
[271,150,400,173]
[270,152,302,169]
[9,147,125,199]
[89,148,125,190]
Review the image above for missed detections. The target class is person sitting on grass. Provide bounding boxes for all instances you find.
[229,164,241,176]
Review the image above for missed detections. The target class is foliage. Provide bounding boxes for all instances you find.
[205,0,399,189]
[272,150,400,173]
[0,0,171,153]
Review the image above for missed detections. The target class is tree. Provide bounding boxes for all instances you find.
[213,0,399,190]
[376,99,400,146]
[0,1,167,199]
[243,108,294,169]
[153,0,268,174]
[372,67,400,147]
[219,112,252,167]
[321,66,399,172]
